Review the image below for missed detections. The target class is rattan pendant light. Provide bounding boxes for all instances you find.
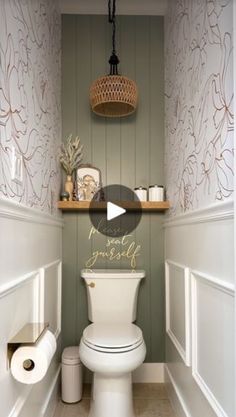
[90,0,138,117]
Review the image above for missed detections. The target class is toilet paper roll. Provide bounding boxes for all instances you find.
[11,330,56,384]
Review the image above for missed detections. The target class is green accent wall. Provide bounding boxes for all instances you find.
[62,15,165,362]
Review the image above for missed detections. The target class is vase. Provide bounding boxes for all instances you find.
[65,175,73,201]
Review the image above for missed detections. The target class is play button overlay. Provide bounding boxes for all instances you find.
[107,202,126,221]
[89,184,142,237]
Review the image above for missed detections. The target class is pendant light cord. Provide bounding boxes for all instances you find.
[108,0,119,75]
[108,0,116,55]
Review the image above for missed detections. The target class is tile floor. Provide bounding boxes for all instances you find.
[54,383,177,417]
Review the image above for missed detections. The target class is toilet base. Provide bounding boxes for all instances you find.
[89,372,135,417]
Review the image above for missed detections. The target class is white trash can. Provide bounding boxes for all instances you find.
[61,346,82,403]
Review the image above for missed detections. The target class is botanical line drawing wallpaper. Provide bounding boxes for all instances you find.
[0,0,61,214]
[165,0,234,216]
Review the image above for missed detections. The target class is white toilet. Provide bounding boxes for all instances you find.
[79,268,146,417]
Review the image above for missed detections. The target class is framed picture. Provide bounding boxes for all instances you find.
[76,164,103,201]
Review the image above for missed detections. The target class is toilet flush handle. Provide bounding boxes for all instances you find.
[87,282,95,288]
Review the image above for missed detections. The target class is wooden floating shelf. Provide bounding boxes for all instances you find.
[57,200,170,211]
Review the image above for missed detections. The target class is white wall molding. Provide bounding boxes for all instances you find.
[165,365,192,417]
[38,268,46,323]
[0,270,39,300]
[2,262,61,417]
[0,197,64,228]
[132,363,164,383]
[191,272,235,417]
[60,0,168,16]
[41,260,62,339]
[42,260,62,271]
[3,271,38,417]
[191,270,235,296]
[164,200,234,228]
[56,262,62,340]
[0,258,62,332]
[165,260,191,366]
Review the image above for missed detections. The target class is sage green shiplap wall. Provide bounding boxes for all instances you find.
[62,15,164,362]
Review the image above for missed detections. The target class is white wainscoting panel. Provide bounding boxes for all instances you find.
[0,271,40,340]
[164,203,234,286]
[165,260,191,366]
[0,259,61,417]
[165,365,192,417]
[191,271,235,417]
[42,260,62,339]
[0,271,40,417]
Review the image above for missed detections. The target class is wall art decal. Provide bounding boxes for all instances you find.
[0,0,61,214]
[165,0,234,216]
[85,222,142,269]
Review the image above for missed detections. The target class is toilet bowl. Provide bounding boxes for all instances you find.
[80,324,146,417]
[79,269,146,417]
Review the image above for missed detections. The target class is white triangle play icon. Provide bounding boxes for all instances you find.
[107,202,126,221]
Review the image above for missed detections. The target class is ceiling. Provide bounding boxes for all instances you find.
[60,0,168,16]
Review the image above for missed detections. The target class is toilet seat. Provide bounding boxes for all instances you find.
[82,323,143,353]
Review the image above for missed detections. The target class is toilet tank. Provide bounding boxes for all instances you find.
[81,269,145,323]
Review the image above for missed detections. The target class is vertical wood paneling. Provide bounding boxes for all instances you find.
[62,15,165,362]
[61,17,78,348]
[135,17,150,187]
[76,16,92,162]
[120,16,136,190]
[149,17,165,361]
[150,17,164,184]
[62,214,78,347]
[76,213,91,343]
[104,15,122,269]
[106,120,121,186]
[90,16,108,266]
[134,17,152,361]
[150,215,165,361]
[105,16,121,187]
[136,215,152,362]
[91,16,107,179]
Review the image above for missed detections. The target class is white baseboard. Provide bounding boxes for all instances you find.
[132,363,164,383]
[164,365,191,417]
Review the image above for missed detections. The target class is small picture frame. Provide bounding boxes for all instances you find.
[76,164,103,201]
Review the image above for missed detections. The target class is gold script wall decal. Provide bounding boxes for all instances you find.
[85,219,142,269]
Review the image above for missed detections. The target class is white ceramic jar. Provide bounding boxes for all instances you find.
[148,185,164,201]
[134,187,147,201]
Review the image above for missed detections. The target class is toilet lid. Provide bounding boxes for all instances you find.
[82,323,143,353]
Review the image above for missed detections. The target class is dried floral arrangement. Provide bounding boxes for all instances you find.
[59,134,83,175]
